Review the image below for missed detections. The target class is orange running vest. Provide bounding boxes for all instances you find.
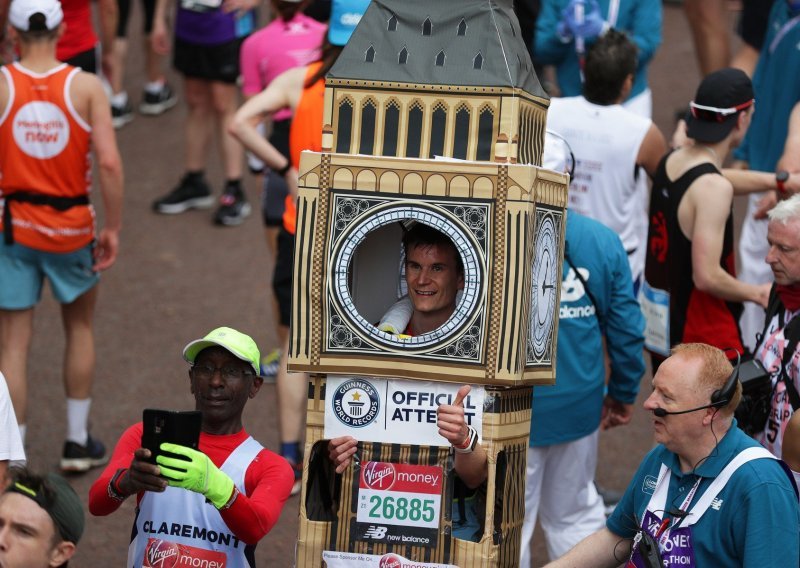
[0,63,94,253]
[283,61,325,235]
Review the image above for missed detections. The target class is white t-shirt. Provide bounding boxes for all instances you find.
[0,372,25,466]
[546,96,651,277]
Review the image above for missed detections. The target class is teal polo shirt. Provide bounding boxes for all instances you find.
[607,421,799,566]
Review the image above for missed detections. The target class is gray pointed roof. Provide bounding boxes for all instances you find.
[328,0,547,99]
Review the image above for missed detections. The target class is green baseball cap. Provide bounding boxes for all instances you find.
[182,327,260,376]
[6,471,85,544]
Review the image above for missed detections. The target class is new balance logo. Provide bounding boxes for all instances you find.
[710,498,723,511]
[363,526,388,539]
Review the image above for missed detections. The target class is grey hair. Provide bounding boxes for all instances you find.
[768,194,800,224]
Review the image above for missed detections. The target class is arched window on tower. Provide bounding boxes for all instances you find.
[429,103,447,158]
[457,18,467,36]
[399,46,409,64]
[435,50,445,67]
[336,98,353,154]
[365,45,375,63]
[453,105,470,160]
[383,100,400,157]
[406,101,423,158]
[473,52,483,70]
[476,104,494,161]
[359,99,377,155]
[422,17,432,36]
[388,14,397,31]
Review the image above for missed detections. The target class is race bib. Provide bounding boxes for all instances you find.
[180,0,222,13]
[322,551,457,568]
[142,538,226,568]
[355,461,443,547]
[639,280,670,356]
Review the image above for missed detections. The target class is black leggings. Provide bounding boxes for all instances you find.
[116,0,157,38]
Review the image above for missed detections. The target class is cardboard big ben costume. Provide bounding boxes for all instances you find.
[290,1,569,566]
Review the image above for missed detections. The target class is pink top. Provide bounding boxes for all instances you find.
[240,13,326,121]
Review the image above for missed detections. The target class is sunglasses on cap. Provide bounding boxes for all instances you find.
[9,480,54,510]
[689,99,755,123]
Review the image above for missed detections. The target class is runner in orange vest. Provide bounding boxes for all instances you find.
[0,0,123,472]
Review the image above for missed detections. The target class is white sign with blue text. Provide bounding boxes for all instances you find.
[324,376,484,446]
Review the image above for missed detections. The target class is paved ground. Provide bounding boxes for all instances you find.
[16,3,746,566]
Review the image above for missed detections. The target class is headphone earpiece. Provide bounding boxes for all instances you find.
[710,349,741,408]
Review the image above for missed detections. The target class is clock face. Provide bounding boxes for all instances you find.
[327,197,487,358]
[529,210,560,363]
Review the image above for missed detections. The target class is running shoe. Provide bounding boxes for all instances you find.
[153,174,214,214]
[289,459,303,496]
[111,100,134,129]
[213,184,251,226]
[140,83,178,116]
[259,348,281,382]
[60,434,109,473]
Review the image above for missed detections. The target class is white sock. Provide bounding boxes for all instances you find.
[144,80,165,94]
[18,424,26,445]
[66,398,91,445]
[110,91,128,107]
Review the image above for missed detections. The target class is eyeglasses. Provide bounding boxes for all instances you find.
[689,99,754,123]
[191,364,254,381]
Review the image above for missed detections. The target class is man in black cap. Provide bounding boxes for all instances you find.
[641,68,772,368]
[0,468,84,567]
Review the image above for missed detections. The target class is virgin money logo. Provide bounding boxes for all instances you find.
[362,461,396,490]
[379,553,403,568]
[144,539,179,568]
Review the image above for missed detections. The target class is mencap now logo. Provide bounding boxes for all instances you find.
[642,475,658,495]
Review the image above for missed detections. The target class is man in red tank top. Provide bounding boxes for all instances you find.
[0,0,123,472]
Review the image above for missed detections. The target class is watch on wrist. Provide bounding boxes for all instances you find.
[108,468,128,501]
[776,170,790,194]
[453,425,479,454]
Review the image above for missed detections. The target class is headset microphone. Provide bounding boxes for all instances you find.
[652,403,722,418]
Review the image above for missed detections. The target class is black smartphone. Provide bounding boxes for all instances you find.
[141,409,202,464]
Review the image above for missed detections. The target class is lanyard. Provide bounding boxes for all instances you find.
[769,14,800,55]
[648,465,702,547]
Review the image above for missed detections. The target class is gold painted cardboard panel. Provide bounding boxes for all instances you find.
[288,151,568,386]
[296,376,532,567]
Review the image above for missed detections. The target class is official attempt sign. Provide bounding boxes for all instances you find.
[355,462,443,547]
[324,376,484,446]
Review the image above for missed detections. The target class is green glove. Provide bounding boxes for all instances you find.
[157,443,235,509]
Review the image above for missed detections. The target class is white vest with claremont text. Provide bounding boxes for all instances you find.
[127,436,263,568]
[546,96,651,271]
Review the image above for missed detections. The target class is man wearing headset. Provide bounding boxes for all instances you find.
[546,343,800,568]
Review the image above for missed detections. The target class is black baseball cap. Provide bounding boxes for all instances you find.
[685,68,754,143]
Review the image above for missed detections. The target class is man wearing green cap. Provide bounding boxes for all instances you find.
[0,468,84,567]
[88,327,294,567]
